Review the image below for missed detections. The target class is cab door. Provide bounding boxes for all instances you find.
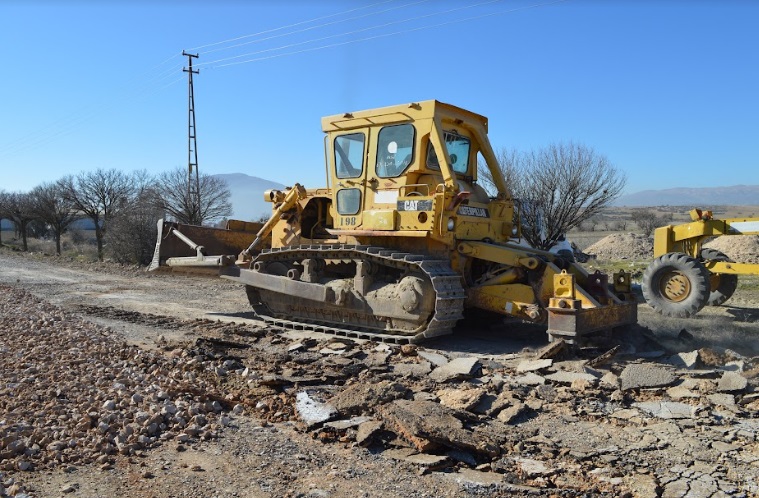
[332,130,369,229]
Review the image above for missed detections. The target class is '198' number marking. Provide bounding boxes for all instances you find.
[340,217,357,226]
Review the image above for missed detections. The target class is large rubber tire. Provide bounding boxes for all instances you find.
[642,253,710,317]
[700,248,738,306]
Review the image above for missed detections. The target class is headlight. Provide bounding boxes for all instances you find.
[447,218,455,231]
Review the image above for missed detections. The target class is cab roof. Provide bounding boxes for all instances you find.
[321,100,489,134]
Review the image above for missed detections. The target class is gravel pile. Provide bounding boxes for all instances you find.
[0,286,235,478]
[585,233,653,261]
[705,235,759,264]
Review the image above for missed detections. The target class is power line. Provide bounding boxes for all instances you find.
[199,0,433,57]
[0,76,185,160]
[211,0,566,69]
[194,0,502,69]
[187,0,398,52]
[0,53,185,159]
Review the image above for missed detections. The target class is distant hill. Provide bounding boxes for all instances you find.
[213,173,285,222]
[614,185,759,207]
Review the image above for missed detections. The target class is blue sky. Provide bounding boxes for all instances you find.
[1,0,757,195]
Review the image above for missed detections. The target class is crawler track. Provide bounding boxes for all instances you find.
[246,245,467,343]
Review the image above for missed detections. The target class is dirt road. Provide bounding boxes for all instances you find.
[1,250,758,498]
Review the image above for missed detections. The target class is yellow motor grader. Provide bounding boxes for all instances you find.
[151,100,637,344]
[642,208,759,317]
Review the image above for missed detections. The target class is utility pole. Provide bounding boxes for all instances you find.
[183,51,201,224]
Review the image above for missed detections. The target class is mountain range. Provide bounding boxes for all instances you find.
[613,184,759,207]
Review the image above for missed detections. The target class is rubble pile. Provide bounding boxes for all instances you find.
[0,286,240,494]
[2,284,759,496]
[705,235,759,264]
[585,233,653,261]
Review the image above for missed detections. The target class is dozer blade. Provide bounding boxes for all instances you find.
[148,219,266,274]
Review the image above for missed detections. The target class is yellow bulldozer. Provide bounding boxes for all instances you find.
[150,100,637,344]
[642,208,759,317]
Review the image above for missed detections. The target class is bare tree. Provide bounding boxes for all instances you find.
[105,171,163,265]
[5,192,36,251]
[60,169,136,261]
[480,142,626,250]
[0,191,9,246]
[631,208,667,236]
[152,168,232,225]
[29,182,79,255]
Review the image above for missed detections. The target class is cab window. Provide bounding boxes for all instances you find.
[335,133,365,179]
[426,131,471,174]
[376,124,415,178]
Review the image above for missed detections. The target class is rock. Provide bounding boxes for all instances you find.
[295,391,337,428]
[600,372,619,388]
[287,342,305,353]
[380,447,418,461]
[536,340,566,359]
[496,401,526,424]
[429,357,481,383]
[516,359,553,373]
[545,371,597,385]
[515,372,546,386]
[620,364,676,390]
[586,346,620,368]
[324,416,374,431]
[706,393,736,407]
[666,386,699,399]
[378,400,498,457]
[412,391,438,402]
[449,468,505,488]
[319,347,345,355]
[471,393,498,414]
[624,474,660,498]
[633,401,699,419]
[61,483,79,494]
[401,453,451,469]
[711,441,739,453]
[515,457,555,477]
[418,350,449,367]
[391,361,431,377]
[668,350,700,369]
[102,399,116,410]
[400,344,417,356]
[437,388,486,412]
[364,351,391,367]
[717,372,747,392]
[329,381,408,415]
[355,420,383,446]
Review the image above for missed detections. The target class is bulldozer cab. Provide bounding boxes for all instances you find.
[322,100,513,244]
